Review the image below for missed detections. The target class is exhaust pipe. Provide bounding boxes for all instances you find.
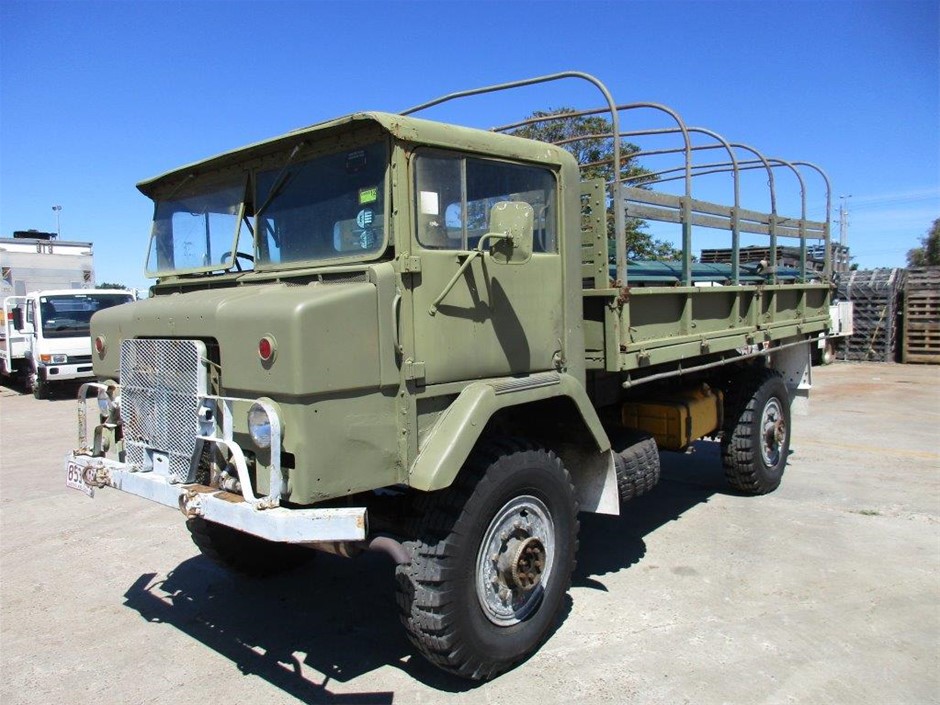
[308,535,411,564]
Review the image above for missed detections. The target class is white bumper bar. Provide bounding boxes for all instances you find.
[66,453,367,543]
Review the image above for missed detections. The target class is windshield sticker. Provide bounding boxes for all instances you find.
[359,230,376,250]
[356,208,374,229]
[359,186,378,205]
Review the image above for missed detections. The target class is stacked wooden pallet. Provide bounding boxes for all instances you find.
[836,269,904,362]
[902,267,940,364]
[699,243,851,273]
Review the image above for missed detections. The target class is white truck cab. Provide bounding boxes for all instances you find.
[1,289,134,398]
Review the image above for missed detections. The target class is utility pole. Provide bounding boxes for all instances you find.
[52,205,62,238]
[838,194,852,247]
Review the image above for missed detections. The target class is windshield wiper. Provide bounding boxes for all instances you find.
[255,141,307,218]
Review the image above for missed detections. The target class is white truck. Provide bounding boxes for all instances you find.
[0,232,133,397]
[1,289,134,397]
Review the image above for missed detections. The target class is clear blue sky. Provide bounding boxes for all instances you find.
[1,0,937,291]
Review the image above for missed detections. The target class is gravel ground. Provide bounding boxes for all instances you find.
[1,361,938,705]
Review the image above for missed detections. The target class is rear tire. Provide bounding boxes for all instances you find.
[186,517,313,577]
[721,370,791,494]
[396,439,579,680]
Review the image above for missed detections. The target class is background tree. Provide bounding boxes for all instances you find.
[906,218,940,266]
[510,108,681,261]
[98,281,129,289]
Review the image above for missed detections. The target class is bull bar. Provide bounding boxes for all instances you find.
[67,381,368,544]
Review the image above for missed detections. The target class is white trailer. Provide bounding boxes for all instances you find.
[0,233,95,295]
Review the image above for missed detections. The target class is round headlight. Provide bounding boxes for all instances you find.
[247,403,272,449]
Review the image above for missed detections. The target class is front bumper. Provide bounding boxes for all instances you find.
[40,362,94,382]
[66,453,368,543]
[69,373,368,545]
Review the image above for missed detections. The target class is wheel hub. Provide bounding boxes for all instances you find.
[476,496,555,626]
[503,536,545,591]
[760,397,787,466]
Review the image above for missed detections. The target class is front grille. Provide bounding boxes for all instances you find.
[120,339,207,482]
[68,354,92,364]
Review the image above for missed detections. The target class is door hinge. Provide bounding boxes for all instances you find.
[403,359,426,383]
[398,255,422,273]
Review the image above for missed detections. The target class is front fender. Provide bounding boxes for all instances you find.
[408,372,618,514]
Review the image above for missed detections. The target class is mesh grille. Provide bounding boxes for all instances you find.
[121,339,206,482]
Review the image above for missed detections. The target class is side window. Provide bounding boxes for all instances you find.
[415,152,556,252]
[415,154,463,249]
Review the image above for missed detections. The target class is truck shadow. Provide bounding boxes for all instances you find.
[123,551,464,701]
[574,439,729,587]
[121,440,729,699]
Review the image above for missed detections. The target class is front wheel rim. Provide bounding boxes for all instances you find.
[760,397,787,467]
[476,495,555,626]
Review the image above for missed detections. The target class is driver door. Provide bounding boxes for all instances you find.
[409,150,563,386]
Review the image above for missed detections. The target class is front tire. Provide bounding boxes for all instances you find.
[721,370,791,494]
[31,370,49,400]
[396,439,579,680]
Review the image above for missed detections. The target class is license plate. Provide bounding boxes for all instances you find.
[66,460,94,498]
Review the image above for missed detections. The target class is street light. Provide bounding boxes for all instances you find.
[52,205,62,238]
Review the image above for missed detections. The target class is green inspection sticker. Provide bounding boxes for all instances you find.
[359,186,378,205]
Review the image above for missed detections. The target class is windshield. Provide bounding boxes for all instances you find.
[255,141,387,267]
[37,293,134,339]
[146,179,245,276]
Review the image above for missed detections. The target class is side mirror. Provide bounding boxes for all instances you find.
[484,201,534,265]
[11,307,24,331]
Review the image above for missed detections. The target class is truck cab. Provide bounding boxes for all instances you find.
[2,289,134,398]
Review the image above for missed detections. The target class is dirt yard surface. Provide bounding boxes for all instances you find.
[1,362,938,704]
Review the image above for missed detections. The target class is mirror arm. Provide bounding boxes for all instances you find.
[428,250,481,316]
[475,231,513,253]
[427,231,512,316]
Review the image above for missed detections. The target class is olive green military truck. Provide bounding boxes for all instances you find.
[65,72,832,680]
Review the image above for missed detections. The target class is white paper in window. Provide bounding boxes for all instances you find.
[420,191,439,215]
